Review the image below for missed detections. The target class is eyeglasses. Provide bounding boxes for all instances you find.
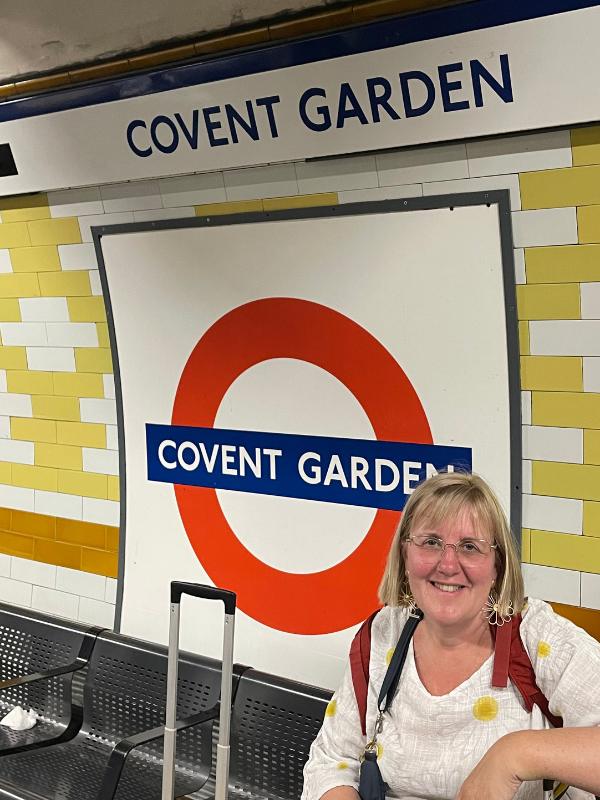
[406,534,497,562]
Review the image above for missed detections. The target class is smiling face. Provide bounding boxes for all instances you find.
[404,507,497,633]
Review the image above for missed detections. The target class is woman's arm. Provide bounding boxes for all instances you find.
[321,787,360,800]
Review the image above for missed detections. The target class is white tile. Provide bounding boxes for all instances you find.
[103,374,115,400]
[530,320,600,356]
[132,207,195,223]
[83,497,120,526]
[422,173,521,211]
[521,391,531,425]
[223,163,298,201]
[78,212,135,243]
[78,596,115,628]
[11,557,56,589]
[296,155,378,193]
[80,398,116,424]
[0,484,34,512]
[34,489,82,520]
[159,172,227,207]
[581,572,600,611]
[27,347,75,372]
[0,249,12,273]
[522,460,532,494]
[46,322,98,347]
[58,243,98,271]
[89,271,103,296]
[0,371,6,393]
[377,143,468,186]
[105,578,118,604]
[48,187,104,217]
[0,415,8,439]
[338,184,423,203]
[522,563,580,606]
[511,208,577,248]
[0,438,34,464]
[522,425,583,463]
[19,298,69,322]
[0,575,32,607]
[31,586,78,619]
[581,283,600,319]
[83,447,119,475]
[106,425,118,450]
[583,357,600,392]
[101,180,162,213]
[513,248,526,284]
[56,566,106,601]
[0,322,47,346]
[467,130,572,177]
[0,554,11,577]
[522,494,583,534]
[0,392,32,416]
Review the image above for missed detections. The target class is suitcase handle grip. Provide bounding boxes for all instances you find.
[170,581,236,614]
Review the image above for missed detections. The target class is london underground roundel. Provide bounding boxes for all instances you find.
[172,297,431,634]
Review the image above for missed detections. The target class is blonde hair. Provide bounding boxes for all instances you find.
[378,471,524,620]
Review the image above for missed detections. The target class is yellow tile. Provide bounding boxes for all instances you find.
[0,530,34,559]
[525,244,600,283]
[531,529,600,572]
[32,395,80,422]
[0,274,40,298]
[11,417,56,443]
[263,193,338,211]
[532,461,600,501]
[58,469,107,499]
[520,356,582,392]
[571,125,600,167]
[0,508,11,528]
[195,200,263,216]
[516,283,580,320]
[0,300,21,321]
[11,463,58,492]
[81,547,118,578]
[9,509,55,539]
[56,518,106,549]
[38,271,90,297]
[578,206,600,244]
[96,323,109,347]
[53,372,104,398]
[520,166,600,210]
[532,391,600,429]
[35,442,82,470]
[33,538,81,570]
[0,462,12,483]
[0,222,31,248]
[7,370,53,395]
[521,528,531,563]
[518,321,529,356]
[584,501,600,537]
[10,245,60,273]
[106,526,119,552]
[57,421,106,448]
[0,346,27,369]
[67,297,106,322]
[584,430,600,465]
[75,348,112,373]
[28,218,81,247]
[107,475,120,501]
[0,194,49,223]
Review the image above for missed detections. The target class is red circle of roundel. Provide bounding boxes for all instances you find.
[172,298,431,635]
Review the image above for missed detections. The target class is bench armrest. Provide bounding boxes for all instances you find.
[96,703,220,800]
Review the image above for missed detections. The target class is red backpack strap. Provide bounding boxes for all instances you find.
[349,609,380,736]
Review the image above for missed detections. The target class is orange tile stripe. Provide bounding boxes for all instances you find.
[0,506,118,577]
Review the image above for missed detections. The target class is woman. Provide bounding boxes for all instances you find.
[302,472,600,800]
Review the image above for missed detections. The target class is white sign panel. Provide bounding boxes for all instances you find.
[98,200,515,688]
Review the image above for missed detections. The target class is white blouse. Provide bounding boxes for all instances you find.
[302,599,600,800]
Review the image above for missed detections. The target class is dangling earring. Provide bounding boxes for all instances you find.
[483,592,514,626]
[400,574,417,615]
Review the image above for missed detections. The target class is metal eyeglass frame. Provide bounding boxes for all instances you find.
[406,535,498,558]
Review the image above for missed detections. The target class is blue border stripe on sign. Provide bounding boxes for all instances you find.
[0,0,596,123]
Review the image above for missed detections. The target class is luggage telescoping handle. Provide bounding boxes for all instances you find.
[162,582,237,800]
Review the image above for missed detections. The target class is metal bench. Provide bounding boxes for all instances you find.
[0,602,103,756]
[0,629,246,800]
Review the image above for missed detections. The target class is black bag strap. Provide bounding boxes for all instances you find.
[377,609,423,713]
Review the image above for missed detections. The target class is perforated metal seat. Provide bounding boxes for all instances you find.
[0,631,230,800]
[0,602,102,756]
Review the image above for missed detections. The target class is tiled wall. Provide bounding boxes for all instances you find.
[0,124,598,627]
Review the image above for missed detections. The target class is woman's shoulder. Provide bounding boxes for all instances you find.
[520,596,600,666]
[369,605,411,648]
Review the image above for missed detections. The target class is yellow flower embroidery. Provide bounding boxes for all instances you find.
[376,742,384,759]
[386,647,395,666]
[325,699,337,717]
[473,696,499,722]
[337,762,349,770]
[538,641,551,658]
